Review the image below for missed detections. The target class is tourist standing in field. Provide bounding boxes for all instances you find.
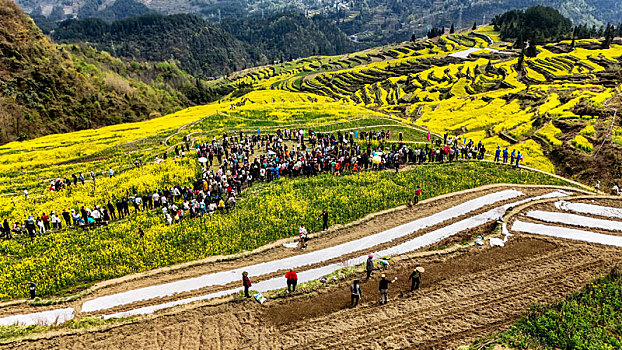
[317,210,329,231]
[414,185,422,204]
[285,269,298,293]
[366,254,374,279]
[27,281,36,299]
[50,211,60,230]
[62,209,71,228]
[515,151,522,168]
[2,219,10,239]
[494,146,501,162]
[350,280,362,307]
[299,224,308,249]
[242,272,252,298]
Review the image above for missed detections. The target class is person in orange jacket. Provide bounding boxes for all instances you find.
[285,268,298,293]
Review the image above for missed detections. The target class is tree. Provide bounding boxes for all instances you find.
[472,21,477,30]
[492,6,572,43]
[411,34,416,42]
[450,23,455,34]
[602,23,614,49]
[517,49,525,72]
[526,30,544,57]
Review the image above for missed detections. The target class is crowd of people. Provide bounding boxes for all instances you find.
[192,128,520,192]
[3,127,514,241]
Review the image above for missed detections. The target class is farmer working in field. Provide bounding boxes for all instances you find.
[379,274,397,305]
[366,254,374,279]
[242,271,252,298]
[350,279,362,307]
[409,266,424,291]
[285,268,298,293]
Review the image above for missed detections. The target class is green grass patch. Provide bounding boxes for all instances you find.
[474,265,622,350]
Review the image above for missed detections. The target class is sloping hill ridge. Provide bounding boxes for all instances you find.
[0,0,198,144]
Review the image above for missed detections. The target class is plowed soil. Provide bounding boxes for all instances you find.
[6,237,621,349]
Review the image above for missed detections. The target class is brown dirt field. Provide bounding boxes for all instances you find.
[5,236,620,350]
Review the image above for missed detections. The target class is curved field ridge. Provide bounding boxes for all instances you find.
[101,190,570,319]
[512,220,622,247]
[526,210,622,232]
[81,190,525,313]
[555,201,622,219]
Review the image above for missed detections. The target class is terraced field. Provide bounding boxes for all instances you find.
[224,28,621,179]
[0,26,620,348]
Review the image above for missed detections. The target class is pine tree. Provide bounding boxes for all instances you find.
[472,21,477,30]
[517,49,525,72]
[450,23,455,34]
[602,23,614,49]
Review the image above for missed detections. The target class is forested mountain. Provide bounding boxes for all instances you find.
[50,12,361,77]
[0,0,224,144]
[221,12,359,65]
[14,0,622,46]
[53,14,252,76]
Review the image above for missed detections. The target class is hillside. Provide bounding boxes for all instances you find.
[0,0,225,144]
[52,14,251,77]
[221,12,360,65]
[0,6,622,348]
[208,14,621,186]
[14,0,622,46]
[49,12,360,77]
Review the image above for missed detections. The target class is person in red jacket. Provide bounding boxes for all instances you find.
[242,271,251,298]
[413,185,422,204]
[285,269,298,293]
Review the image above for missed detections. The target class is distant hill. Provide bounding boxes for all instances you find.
[50,12,361,77]
[0,0,224,144]
[221,12,359,64]
[14,0,622,46]
[52,14,252,76]
[21,0,154,22]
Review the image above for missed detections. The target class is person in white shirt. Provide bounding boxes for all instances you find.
[299,224,308,249]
